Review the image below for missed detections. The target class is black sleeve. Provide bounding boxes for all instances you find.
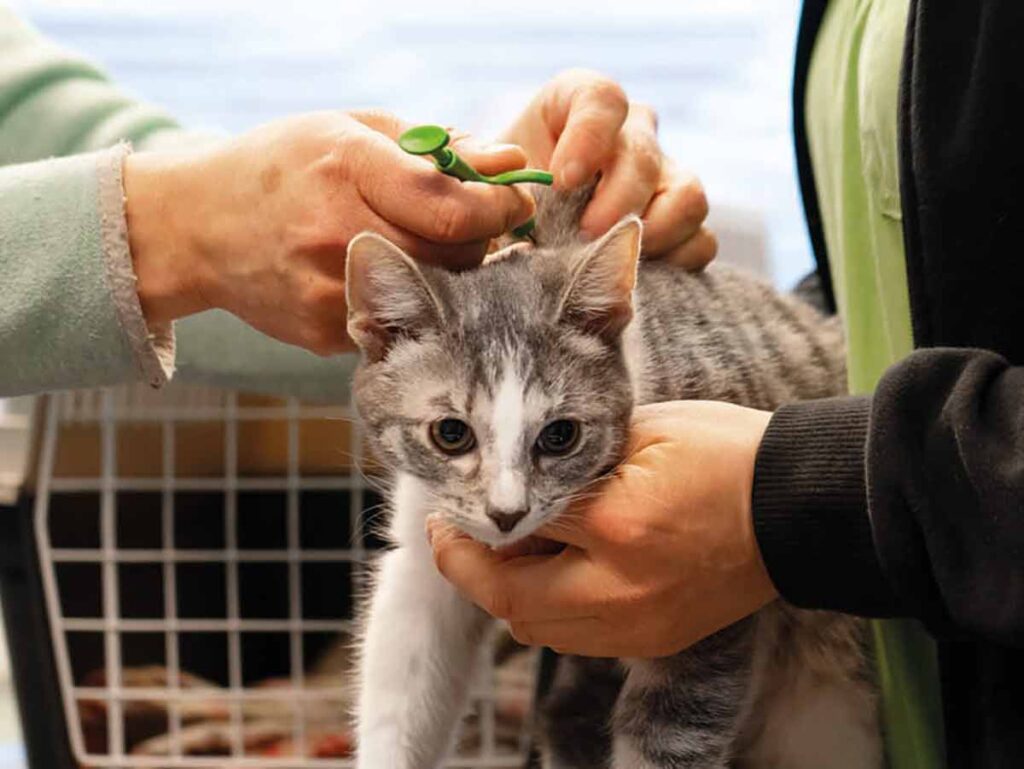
[752,347,1024,646]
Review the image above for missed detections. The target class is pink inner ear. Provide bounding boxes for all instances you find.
[557,219,640,340]
[346,234,448,361]
[348,317,388,363]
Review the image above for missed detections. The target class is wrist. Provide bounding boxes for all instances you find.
[743,409,779,607]
[123,151,211,325]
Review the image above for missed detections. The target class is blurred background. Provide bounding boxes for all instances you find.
[8,0,810,285]
[0,1,807,765]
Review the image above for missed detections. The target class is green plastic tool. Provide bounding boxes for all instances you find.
[398,124,553,238]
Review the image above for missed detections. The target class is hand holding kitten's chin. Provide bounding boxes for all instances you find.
[429,400,778,659]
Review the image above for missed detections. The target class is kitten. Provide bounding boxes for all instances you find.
[347,188,881,769]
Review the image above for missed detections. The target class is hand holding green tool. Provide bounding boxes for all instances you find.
[398,124,553,238]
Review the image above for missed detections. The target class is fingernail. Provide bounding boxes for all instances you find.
[425,515,438,546]
[559,160,586,189]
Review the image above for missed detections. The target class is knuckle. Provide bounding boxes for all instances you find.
[325,131,374,183]
[301,282,333,313]
[509,622,535,647]
[595,516,647,549]
[350,107,402,134]
[432,544,452,576]
[319,134,376,191]
[698,229,719,262]
[630,101,660,132]
[583,77,628,114]
[632,140,662,185]
[556,66,603,88]
[484,584,516,620]
[431,196,475,242]
[679,179,710,224]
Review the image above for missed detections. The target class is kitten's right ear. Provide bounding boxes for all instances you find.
[556,216,642,341]
[345,233,445,363]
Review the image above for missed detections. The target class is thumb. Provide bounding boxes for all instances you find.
[450,133,529,177]
[349,109,411,139]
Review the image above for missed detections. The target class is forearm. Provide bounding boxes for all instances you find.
[753,348,1024,644]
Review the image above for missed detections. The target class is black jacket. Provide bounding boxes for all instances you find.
[751,2,1024,767]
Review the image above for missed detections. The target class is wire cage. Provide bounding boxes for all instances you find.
[29,384,538,768]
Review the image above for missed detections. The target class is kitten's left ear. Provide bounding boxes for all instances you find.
[346,233,446,363]
[557,216,642,340]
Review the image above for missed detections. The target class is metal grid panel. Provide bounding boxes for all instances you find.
[34,385,536,768]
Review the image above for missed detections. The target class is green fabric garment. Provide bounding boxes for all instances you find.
[0,6,356,399]
[806,0,946,766]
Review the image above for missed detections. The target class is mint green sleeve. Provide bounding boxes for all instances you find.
[0,6,357,401]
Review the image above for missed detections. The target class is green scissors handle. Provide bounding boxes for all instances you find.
[398,124,553,237]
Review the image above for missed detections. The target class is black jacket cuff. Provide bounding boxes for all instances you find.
[752,397,902,615]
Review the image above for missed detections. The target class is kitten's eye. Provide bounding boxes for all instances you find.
[430,418,476,455]
[536,419,581,456]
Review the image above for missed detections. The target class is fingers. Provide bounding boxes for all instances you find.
[371,211,492,269]
[351,128,536,247]
[429,523,596,622]
[578,102,662,239]
[544,69,629,189]
[449,132,529,177]
[508,617,617,657]
[656,226,718,270]
[639,168,711,259]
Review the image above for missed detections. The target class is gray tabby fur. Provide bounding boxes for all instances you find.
[348,187,881,769]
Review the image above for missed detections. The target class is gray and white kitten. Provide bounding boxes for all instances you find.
[347,189,881,769]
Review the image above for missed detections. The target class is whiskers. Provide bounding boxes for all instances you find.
[532,466,625,540]
[352,499,391,547]
[544,466,619,512]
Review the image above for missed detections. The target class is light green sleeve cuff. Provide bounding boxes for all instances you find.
[0,144,174,396]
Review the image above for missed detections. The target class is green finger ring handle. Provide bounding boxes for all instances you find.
[398,124,553,238]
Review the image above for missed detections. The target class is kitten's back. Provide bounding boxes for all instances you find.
[631,262,846,409]
[528,185,847,409]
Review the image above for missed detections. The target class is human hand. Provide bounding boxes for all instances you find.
[429,400,776,658]
[502,69,716,269]
[123,110,534,354]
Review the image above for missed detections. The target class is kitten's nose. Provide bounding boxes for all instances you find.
[487,508,528,533]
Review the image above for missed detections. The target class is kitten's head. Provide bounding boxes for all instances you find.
[346,216,641,546]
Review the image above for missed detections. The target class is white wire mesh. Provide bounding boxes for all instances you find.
[34,385,537,768]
